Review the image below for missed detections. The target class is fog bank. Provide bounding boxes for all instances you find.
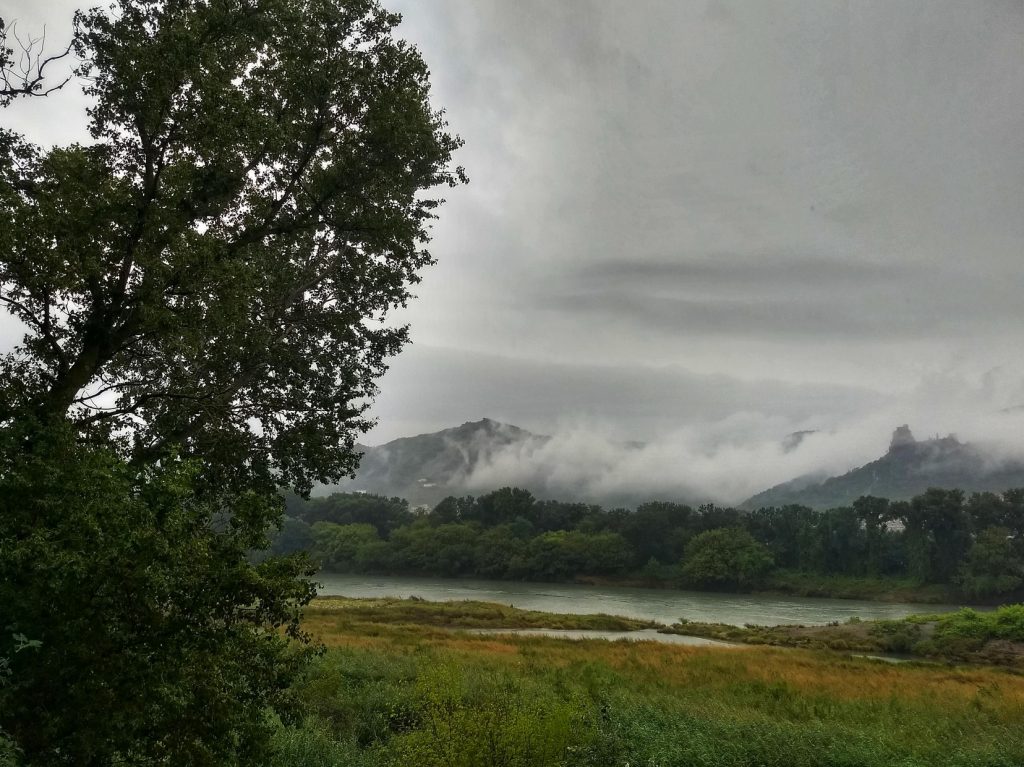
[459,371,1024,506]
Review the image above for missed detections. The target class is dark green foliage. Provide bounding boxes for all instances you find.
[0,426,317,765]
[516,530,634,580]
[269,515,317,556]
[745,504,818,570]
[465,487,536,527]
[431,494,476,524]
[528,498,595,533]
[956,527,1024,598]
[1,0,463,496]
[312,523,384,572]
[472,524,530,578]
[616,501,694,567]
[289,493,414,537]
[680,527,774,590]
[853,496,898,575]
[1,0,462,761]
[813,506,868,574]
[389,520,480,576]
[904,489,973,583]
[284,485,1024,599]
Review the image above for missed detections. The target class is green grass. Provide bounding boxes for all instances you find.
[578,569,965,604]
[762,570,959,603]
[273,617,1024,767]
[663,604,1024,667]
[305,596,659,631]
[910,604,1024,640]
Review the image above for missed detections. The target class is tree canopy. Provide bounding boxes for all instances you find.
[1,0,464,494]
[282,486,1024,601]
[0,1,462,763]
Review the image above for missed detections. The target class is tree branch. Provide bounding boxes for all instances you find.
[0,20,74,105]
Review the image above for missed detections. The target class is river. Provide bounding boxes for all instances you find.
[316,573,962,627]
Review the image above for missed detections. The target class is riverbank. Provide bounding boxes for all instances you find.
[572,570,964,603]
[316,572,961,627]
[321,567,978,604]
[277,602,1024,767]
[307,596,659,631]
[663,604,1024,668]
[305,596,1024,668]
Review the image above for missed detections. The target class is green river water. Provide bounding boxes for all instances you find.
[317,573,961,627]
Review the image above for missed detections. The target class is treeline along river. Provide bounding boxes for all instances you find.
[275,486,1024,603]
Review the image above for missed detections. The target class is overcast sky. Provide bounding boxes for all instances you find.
[4,0,1024,452]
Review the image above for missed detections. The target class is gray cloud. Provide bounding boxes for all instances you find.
[542,254,1024,340]
[379,0,1024,404]
[575,257,909,289]
[366,344,886,443]
[457,370,1024,506]
[4,0,1024,449]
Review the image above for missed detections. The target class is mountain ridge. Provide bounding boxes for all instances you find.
[743,425,1024,509]
[320,419,1024,510]
[317,418,546,506]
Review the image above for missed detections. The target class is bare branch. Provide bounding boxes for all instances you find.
[0,19,74,106]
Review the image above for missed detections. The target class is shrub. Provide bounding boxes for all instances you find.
[868,620,923,653]
[681,528,774,589]
[388,664,583,767]
[990,604,1024,641]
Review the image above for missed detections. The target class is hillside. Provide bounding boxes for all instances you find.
[316,418,545,506]
[744,425,1024,509]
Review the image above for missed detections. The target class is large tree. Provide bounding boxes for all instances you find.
[0,0,463,494]
[0,0,462,763]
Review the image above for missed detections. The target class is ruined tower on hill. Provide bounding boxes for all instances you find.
[888,424,916,452]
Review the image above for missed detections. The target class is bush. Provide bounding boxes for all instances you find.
[271,719,375,767]
[282,652,588,767]
[990,603,1024,641]
[868,620,922,653]
[933,604,1024,644]
[681,528,774,589]
[934,608,992,640]
[0,428,316,765]
[390,665,581,767]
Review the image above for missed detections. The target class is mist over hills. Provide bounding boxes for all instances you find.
[317,419,547,506]
[318,418,673,507]
[320,419,1024,510]
[743,425,1024,510]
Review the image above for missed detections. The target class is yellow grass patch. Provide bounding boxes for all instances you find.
[306,614,1024,713]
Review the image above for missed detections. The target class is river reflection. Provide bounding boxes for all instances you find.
[316,573,963,627]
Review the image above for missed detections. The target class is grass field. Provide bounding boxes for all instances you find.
[306,596,659,631]
[664,604,1024,667]
[761,570,961,603]
[273,599,1024,766]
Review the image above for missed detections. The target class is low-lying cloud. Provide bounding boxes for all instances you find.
[459,371,1024,506]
